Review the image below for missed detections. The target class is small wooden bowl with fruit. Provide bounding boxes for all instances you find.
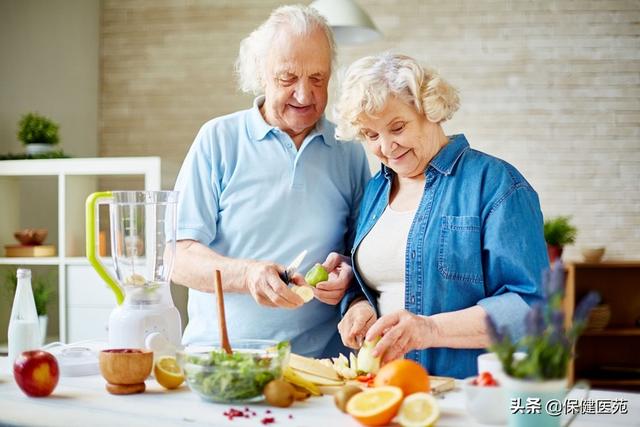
[99,349,153,395]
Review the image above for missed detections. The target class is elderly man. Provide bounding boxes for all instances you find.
[172,5,370,357]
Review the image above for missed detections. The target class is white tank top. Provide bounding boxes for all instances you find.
[354,206,416,316]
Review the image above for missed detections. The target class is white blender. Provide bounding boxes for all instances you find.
[86,191,182,349]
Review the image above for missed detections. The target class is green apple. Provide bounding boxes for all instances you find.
[304,263,329,287]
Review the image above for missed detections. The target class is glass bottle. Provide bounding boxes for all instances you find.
[7,268,40,362]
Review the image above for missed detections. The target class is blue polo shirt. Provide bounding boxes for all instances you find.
[174,97,371,357]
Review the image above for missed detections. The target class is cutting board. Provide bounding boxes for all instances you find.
[318,375,456,395]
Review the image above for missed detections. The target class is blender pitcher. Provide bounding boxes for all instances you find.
[86,191,181,348]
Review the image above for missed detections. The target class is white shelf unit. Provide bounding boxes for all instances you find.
[0,157,161,343]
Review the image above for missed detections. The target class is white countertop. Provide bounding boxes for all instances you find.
[0,357,638,427]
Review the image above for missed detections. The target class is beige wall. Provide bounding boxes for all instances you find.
[0,0,100,157]
[100,0,640,261]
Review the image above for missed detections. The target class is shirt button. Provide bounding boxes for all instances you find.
[410,296,415,304]
[411,250,416,258]
[372,214,377,219]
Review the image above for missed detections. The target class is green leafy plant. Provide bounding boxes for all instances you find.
[543,216,577,247]
[3,270,55,316]
[17,113,60,146]
[487,262,600,380]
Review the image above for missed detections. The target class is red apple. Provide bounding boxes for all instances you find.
[13,350,59,397]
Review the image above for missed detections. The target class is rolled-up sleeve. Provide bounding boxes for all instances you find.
[477,185,548,341]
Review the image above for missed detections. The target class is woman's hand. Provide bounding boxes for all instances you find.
[312,252,353,305]
[338,299,377,348]
[365,309,437,364]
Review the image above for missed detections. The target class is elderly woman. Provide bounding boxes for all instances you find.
[334,53,548,378]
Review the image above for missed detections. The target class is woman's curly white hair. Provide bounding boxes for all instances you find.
[235,5,336,95]
[334,53,460,141]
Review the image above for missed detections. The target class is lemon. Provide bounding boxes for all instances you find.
[292,285,314,303]
[305,263,328,287]
[395,392,439,427]
[154,356,184,390]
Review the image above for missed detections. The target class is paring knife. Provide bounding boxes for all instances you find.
[279,249,308,284]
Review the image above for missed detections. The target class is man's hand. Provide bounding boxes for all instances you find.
[365,310,437,364]
[338,299,377,349]
[312,252,353,305]
[243,260,304,308]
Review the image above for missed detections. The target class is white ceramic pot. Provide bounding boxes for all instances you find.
[26,143,55,155]
[501,376,590,427]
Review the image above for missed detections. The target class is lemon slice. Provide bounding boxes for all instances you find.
[154,356,184,390]
[395,392,440,427]
[292,285,314,303]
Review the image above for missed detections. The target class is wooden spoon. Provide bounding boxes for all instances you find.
[214,270,232,355]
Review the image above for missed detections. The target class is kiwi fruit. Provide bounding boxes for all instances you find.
[264,379,296,408]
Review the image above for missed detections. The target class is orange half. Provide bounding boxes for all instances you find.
[346,385,404,426]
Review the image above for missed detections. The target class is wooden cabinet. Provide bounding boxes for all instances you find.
[565,262,640,391]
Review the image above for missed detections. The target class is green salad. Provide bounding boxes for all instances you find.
[184,341,289,402]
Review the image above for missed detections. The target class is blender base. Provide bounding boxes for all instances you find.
[108,304,182,349]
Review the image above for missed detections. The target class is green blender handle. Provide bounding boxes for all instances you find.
[86,191,124,305]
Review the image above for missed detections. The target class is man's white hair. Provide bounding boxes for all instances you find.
[235,4,336,95]
[334,53,460,141]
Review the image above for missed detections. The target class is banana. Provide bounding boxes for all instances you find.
[283,367,322,396]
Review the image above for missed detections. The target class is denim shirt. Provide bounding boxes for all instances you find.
[341,134,548,379]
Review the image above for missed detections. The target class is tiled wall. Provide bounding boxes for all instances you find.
[100,0,640,260]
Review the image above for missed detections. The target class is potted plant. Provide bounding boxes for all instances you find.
[487,262,599,427]
[17,112,60,155]
[543,216,577,262]
[3,270,55,345]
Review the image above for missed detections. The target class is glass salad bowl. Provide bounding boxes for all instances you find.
[177,339,290,403]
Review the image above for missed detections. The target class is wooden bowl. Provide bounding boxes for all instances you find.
[99,349,152,393]
[14,228,48,245]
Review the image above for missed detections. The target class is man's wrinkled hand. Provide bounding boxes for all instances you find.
[243,260,304,308]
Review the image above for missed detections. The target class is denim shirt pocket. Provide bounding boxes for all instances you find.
[438,215,483,284]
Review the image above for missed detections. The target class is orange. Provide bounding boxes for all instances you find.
[373,359,430,396]
[346,386,404,426]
